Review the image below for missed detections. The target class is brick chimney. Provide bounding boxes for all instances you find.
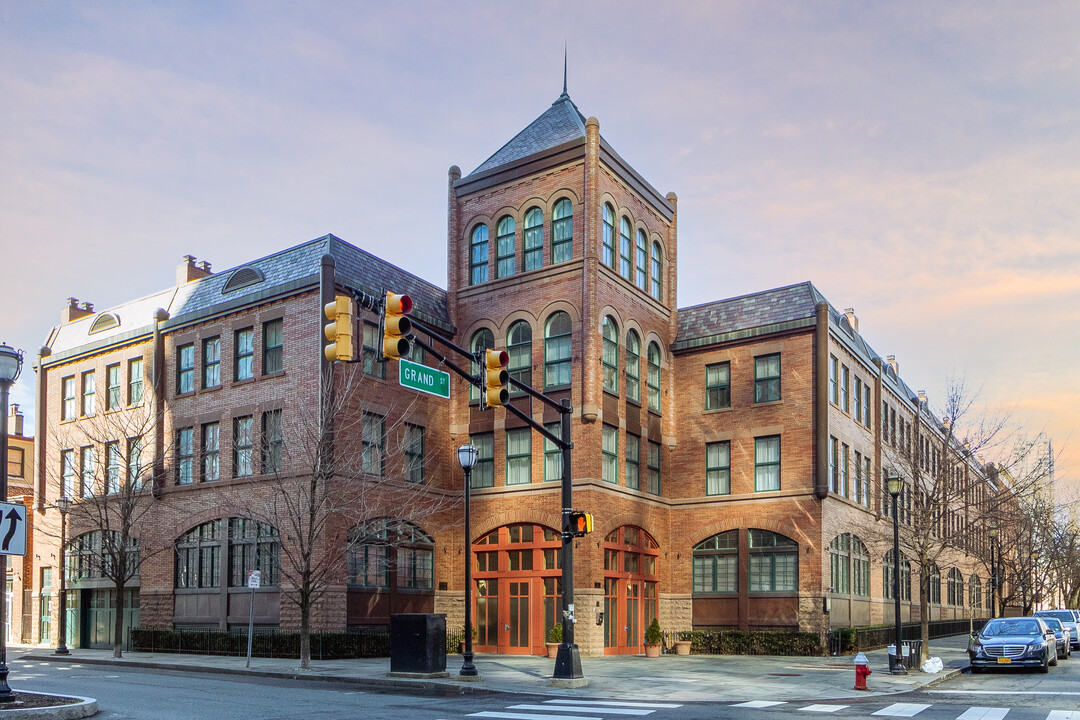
[918,390,928,406]
[177,255,213,284]
[843,308,858,332]
[8,404,23,437]
[886,355,899,376]
[61,297,94,324]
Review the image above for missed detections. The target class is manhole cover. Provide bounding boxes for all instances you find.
[768,673,801,677]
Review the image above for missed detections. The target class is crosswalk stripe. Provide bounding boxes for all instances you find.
[543,701,683,709]
[800,705,849,713]
[468,713,601,720]
[731,701,788,708]
[873,704,932,717]
[509,706,653,716]
[1046,713,1080,720]
[956,708,1009,720]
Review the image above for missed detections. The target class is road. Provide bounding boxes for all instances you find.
[6,654,1080,719]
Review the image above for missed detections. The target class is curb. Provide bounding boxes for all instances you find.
[0,693,97,719]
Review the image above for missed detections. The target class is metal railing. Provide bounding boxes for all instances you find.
[828,618,987,655]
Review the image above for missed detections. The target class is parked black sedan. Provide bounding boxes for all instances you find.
[1035,609,1080,651]
[969,617,1057,673]
[1041,616,1072,660]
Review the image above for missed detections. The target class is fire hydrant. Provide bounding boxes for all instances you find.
[854,652,872,690]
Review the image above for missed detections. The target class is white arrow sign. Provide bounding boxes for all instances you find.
[0,502,27,556]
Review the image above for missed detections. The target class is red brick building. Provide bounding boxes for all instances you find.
[30,90,999,654]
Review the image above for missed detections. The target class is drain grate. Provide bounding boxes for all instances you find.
[768,673,802,677]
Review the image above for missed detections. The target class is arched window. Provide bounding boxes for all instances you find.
[496,216,515,278]
[551,198,573,264]
[650,242,662,301]
[506,321,532,396]
[524,208,543,271]
[227,518,279,587]
[470,225,489,285]
[693,530,738,594]
[969,574,982,610]
[348,518,434,590]
[646,342,661,413]
[947,567,964,606]
[601,316,618,394]
[829,534,869,597]
[619,217,632,279]
[635,229,648,290]
[602,203,616,268]
[625,330,641,403]
[748,529,798,593]
[927,564,942,605]
[544,312,572,389]
[68,531,139,582]
[176,520,220,589]
[469,329,494,403]
[884,549,911,601]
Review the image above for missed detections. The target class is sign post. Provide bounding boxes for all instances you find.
[245,570,261,668]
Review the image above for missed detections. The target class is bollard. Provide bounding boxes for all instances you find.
[854,651,872,690]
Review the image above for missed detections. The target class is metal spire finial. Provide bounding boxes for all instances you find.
[562,43,567,96]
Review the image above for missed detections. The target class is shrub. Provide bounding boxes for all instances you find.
[645,618,663,646]
[547,622,563,643]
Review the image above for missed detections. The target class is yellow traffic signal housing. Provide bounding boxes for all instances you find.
[323,295,355,362]
[484,349,510,407]
[568,511,593,537]
[383,291,413,359]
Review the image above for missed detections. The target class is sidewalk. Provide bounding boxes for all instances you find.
[14,635,972,703]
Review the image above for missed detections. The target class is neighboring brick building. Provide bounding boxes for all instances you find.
[30,89,1002,654]
[5,405,35,644]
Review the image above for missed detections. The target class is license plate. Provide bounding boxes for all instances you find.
[997,657,1011,664]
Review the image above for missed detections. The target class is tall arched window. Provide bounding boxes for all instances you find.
[927,564,942,605]
[506,321,532,396]
[470,224,489,285]
[496,216,515,278]
[969,573,982,610]
[748,529,798,593]
[227,518,279,587]
[947,567,964,606]
[884,549,911,601]
[469,329,494,403]
[619,217,632,279]
[693,530,738,594]
[348,518,434,590]
[646,342,661,413]
[601,316,618,394]
[551,198,573,264]
[544,312,572,389]
[176,520,220,589]
[524,208,543,271]
[635,229,648,290]
[602,203,616,268]
[829,533,869,596]
[650,242,662,301]
[625,330,641,403]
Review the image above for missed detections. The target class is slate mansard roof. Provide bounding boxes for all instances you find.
[467,92,589,178]
[44,235,452,361]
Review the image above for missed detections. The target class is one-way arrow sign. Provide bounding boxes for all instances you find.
[0,502,27,556]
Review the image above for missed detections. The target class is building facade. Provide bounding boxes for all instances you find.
[31,89,1003,654]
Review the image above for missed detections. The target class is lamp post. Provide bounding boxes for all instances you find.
[988,520,998,617]
[54,496,71,655]
[887,473,907,675]
[1030,548,1041,613]
[0,343,24,702]
[457,444,479,678]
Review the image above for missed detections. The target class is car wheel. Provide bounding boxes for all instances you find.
[1050,650,1058,666]
[970,665,983,674]
[1039,653,1051,673]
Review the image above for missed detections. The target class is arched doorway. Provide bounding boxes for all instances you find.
[473,523,562,655]
[602,525,659,655]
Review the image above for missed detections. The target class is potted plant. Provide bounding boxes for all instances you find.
[673,630,692,655]
[644,618,663,658]
[546,622,562,659]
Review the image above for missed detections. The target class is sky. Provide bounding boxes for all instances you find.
[1,1,1077,496]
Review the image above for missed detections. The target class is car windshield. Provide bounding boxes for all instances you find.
[1043,618,1063,631]
[981,619,1041,637]
[1036,611,1075,623]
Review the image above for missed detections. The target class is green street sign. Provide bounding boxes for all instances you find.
[398,358,451,399]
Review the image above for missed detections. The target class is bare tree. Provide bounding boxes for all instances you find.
[1043,497,1080,609]
[223,363,461,669]
[47,404,164,658]
[883,377,1053,663]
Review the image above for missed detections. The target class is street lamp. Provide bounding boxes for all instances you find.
[988,520,998,617]
[457,443,479,679]
[886,473,907,675]
[54,496,71,655]
[0,342,23,702]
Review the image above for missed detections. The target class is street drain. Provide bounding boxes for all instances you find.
[768,673,801,676]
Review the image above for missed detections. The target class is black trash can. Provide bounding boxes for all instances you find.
[390,613,447,674]
[903,640,922,669]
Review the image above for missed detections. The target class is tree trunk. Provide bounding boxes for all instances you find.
[300,600,311,670]
[920,574,930,664]
[113,583,126,658]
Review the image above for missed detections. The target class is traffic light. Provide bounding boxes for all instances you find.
[383,291,413,359]
[323,295,355,362]
[567,510,593,537]
[484,349,509,407]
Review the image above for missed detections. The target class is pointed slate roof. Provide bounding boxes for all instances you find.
[674,282,824,351]
[465,93,588,179]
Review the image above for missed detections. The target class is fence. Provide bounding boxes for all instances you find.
[828,618,987,655]
[130,627,390,659]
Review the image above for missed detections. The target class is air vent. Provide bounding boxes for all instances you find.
[222,266,265,294]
